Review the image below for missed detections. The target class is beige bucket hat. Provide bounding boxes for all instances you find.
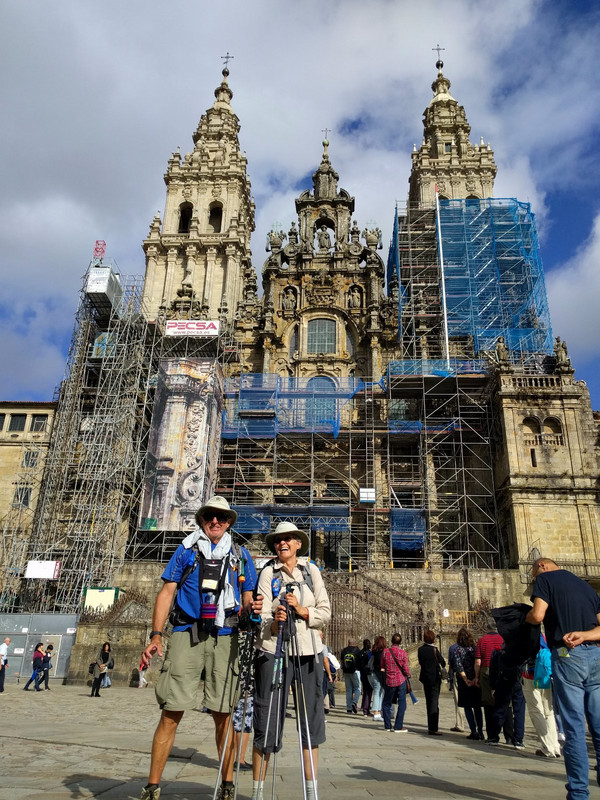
[265,520,310,556]
[195,495,237,527]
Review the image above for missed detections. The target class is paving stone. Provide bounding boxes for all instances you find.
[0,683,584,799]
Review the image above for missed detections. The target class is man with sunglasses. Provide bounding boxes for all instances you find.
[139,495,262,800]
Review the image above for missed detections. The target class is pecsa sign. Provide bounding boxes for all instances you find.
[164,319,220,337]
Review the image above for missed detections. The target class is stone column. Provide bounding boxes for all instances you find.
[203,246,218,313]
[184,245,196,288]
[164,247,179,310]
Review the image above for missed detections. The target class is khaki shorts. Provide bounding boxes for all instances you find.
[156,630,239,713]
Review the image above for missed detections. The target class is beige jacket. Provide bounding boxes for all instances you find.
[256,559,331,656]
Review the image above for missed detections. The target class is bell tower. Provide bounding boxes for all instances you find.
[409,59,497,205]
[142,64,255,326]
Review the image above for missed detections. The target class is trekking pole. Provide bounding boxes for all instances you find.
[288,611,308,800]
[232,598,262,800]
[213,595,262,800]
[290,621,317,800]
[258,593,288,800]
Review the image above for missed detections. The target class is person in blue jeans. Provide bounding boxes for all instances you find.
[526,557,600,800]
[340,639,361,713]
[381,633,411,732]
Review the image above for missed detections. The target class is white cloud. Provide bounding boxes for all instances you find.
[547,213,600,362]
[1,0,599,401]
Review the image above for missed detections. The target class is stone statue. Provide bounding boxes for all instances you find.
[266,228,285,253]
[317,225,332,251]
[288,221,299,244]
[350,220,360,244]
[495,336,509,364]
[554,336,569,365]
[282,288,296,312]
[348,287,361,309]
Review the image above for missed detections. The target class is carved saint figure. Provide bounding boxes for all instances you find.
[554,336,568,365]
[495,336,509,364]
[350,220,361,243]
[317,225,332,251]
[288,221,299,244]
[348,287,361,309]
[266,229,285,253]
[282,288,296,312]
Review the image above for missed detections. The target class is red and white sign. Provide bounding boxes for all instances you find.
[164,320,220,337]
[24,560,62,580]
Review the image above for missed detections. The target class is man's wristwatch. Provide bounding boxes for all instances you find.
[149,630,163,639]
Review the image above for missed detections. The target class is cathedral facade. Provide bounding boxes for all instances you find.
[3,62,599,618]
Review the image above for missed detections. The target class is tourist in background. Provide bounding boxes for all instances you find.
[23,643,44,692]
[369,635,387,721]
[448,631,467,732]
[91,641,113,697]
[340,638,362,714]
[381,633,410,733]
[417,629,445,735]
[474,617,507,740]
[450,628,483,740]
[39,643,54,690]
[358,638,373,716]
[0,636,10,693]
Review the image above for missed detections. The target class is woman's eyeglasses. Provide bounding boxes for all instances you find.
[201,511,231,523]
[274,535,296,545]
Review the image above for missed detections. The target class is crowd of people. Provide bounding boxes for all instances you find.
[9,494,594,800]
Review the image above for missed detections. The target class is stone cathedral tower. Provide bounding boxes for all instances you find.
[409,60,497,205]
[142,67,256,326]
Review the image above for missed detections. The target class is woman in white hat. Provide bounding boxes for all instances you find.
[251,522,330,800]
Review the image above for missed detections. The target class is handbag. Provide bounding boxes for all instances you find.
[434,647,448,681]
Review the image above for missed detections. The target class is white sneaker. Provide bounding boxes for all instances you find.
[373,713,382,721]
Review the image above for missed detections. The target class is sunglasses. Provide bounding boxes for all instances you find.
[274,535,297,545]
[201,511,231,523]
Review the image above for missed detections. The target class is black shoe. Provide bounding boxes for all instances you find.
[352,703,358,714]
[466,732,479,740]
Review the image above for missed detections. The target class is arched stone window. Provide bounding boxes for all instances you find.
[307,318,336,354]
[208,203,223,233]
[178,202,193,234]
[522,417,541,436]
[307,375,336,428]
[543,416,564,445]
[289,326,299,359]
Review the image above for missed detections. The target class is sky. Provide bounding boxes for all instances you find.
[1,0,600,408]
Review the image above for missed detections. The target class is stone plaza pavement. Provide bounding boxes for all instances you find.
[0,681,585,800]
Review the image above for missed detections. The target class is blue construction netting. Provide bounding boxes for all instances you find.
[390,508,426,550]
[222,375,365,439]
[387,358,488,378]
[232,504,350,535]
[437,198,553,355]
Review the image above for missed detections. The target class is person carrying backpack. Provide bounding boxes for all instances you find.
[340,639,361,714]
[138,496,263,800]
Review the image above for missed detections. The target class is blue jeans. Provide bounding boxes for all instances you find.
[489,678,525,745]
[369,670,385,712]
[382,682,407,730]
[344,670,361,710]
[552,645,600,800]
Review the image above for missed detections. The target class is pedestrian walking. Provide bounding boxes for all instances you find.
[340,638,361,714]
[91,642,113,697]
[358,638,373,716]
[417,629,445,735]
[39,643,54,690]
[448,631,468,732]
[23,643,44,692]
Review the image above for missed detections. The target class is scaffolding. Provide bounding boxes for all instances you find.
[389,198,553,362]
[6,262,236,613]
[386,359,500,568]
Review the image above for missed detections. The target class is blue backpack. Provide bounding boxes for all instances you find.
[533,647,552,689]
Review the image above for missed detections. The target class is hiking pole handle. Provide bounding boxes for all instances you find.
[250,583,262,626]
[274,595,288,658]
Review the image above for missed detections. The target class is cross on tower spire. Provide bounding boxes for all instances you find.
[432,43,445,70]
[322,127,331,141]
[221,51,234,69]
